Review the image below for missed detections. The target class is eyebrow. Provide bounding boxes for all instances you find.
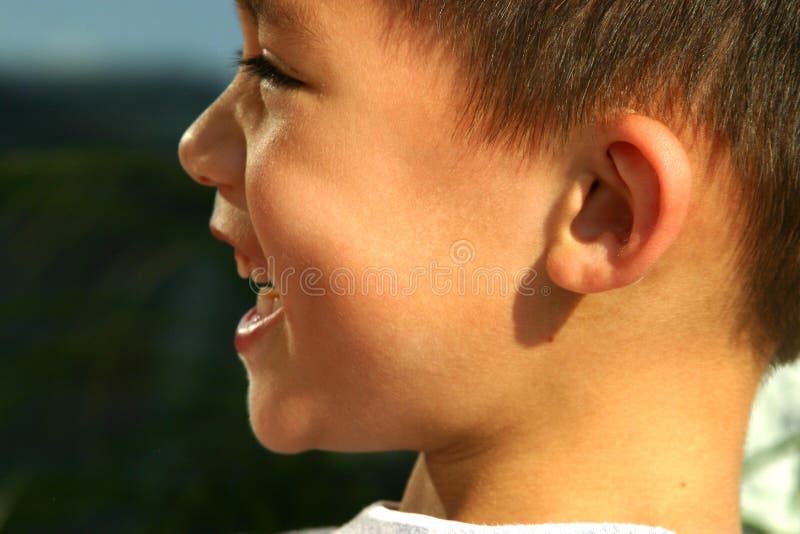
[234,0,324,44]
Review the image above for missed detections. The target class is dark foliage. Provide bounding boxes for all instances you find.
[0,75,414,533]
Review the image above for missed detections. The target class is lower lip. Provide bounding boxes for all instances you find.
[234,304,285,355]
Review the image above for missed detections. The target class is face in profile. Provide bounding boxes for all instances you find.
[178,0,559,454]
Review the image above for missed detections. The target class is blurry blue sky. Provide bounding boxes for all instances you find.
[0,0,242,80]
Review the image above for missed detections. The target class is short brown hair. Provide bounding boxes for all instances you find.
[381,1,800,366]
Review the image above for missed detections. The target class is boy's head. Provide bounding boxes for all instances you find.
[385,0,800,366]
[179,0,799,458]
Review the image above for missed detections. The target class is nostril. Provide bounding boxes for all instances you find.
[178,130,215,187]
[177,105,244,189]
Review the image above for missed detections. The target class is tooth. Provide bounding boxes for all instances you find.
[272,297,279,313]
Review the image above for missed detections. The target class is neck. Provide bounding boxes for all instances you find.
[399,346,767,533]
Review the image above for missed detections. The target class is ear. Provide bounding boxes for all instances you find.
[546,114,692,293]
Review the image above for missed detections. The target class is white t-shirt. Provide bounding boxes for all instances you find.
[280,500,677,534]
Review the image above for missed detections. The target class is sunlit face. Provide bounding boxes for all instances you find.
[179,0,562,454]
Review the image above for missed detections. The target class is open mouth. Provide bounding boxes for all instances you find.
[244,263,282,317]
[235,250,280,294]
[235,264,285,355]
[257,289,283,317]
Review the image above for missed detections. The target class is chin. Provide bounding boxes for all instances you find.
[247,386,413,454]
[249,417,317,455]
[246,384,322,454]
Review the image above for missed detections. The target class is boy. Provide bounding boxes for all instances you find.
[178,0,799,532]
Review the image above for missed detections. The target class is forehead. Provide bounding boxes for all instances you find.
[234,0,407,42]
[235,0,326,45]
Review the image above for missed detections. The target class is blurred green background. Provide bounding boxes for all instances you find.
[0,1,797,533]
[0,73,414,532]
[0,3,419,531]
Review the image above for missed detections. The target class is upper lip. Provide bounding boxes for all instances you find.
[209,224,237,249]
[209,224,266,280]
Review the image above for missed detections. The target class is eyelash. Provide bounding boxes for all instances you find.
[232,49,303,89]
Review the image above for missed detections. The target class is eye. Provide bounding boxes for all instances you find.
[232,49,304,90]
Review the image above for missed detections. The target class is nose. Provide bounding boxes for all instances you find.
[178,86,246,189]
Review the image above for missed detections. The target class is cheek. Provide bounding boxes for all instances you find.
[246,112,441,287]
[241,98,557,447]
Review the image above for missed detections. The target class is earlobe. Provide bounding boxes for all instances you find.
[546,115,692,294]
